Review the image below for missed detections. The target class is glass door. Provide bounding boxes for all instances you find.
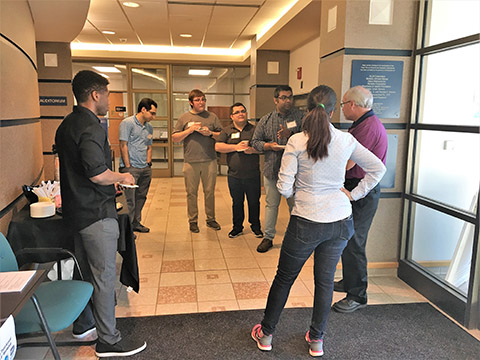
[128,64,172,177]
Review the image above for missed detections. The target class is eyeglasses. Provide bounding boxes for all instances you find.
[277,95,293,101]
[340,100,352,108]
[193,97,206,102]
[232,109,246,115]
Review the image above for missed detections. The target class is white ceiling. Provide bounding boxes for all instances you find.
[28,0,321,63]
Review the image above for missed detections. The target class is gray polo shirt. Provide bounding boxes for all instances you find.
[119,115,153,168]
[173,110,222,163]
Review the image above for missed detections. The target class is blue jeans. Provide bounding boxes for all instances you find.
[227,175,261,231]
[261,215,354,340]
[263,176,294,240]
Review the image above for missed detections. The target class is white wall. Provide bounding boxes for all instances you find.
[289,37,320,96]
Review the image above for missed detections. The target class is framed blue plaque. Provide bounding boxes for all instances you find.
[351,60,403,118]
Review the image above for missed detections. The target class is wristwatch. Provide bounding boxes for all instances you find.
[147,162,152,167]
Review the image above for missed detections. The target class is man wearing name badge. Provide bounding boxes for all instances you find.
[172,89,223,233]
[332,85,388,313]
[215,103,263,239]
[119,98,157,233]
[251,85,305,253]
[55,70,146,357]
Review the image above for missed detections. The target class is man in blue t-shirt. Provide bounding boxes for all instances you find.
[119,98,156,233]
[333,86,388,313]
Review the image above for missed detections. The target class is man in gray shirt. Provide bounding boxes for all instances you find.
[251,85,304,252]
[172,89,223,233]
[119,98,156,233]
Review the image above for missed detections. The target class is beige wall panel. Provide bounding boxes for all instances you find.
[0,123,43,209]
[0,199,27,235]
[289,36,320,96]
[0,40,40,120]
[346,0,418,50]
[255,50,290,85]
[36,42,73,80]
[319,0,347,57]
[0,0,37,64]
[43,154,55,181]
[366,198,403,263]
[38,82,74,117]
[41,119,62,152]
[254,87,277,120]
[318,52,344,122]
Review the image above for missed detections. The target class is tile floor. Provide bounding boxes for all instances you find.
[14,176,479,359]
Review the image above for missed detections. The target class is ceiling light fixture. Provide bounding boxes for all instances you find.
[180,34,192,38]
[122,2,139,8]
[188,69,211,76]
[102,31,116,35]
[92,66,121,73]
[71,43,247,57]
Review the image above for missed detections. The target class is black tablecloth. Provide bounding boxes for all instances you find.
[6,195,139,292]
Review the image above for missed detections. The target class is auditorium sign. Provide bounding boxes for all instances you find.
[40,96,67,106]
[351,60,403,118]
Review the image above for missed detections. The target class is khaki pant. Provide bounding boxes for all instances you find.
[183,160,217,223]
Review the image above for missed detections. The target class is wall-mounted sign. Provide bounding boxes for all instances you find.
[39,96,67,106]
[351,60,403,118]
[115,106,127,112]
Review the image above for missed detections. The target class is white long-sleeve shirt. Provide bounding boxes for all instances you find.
[277,124,386,223]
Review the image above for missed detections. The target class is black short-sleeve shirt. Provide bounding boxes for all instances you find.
[216,122,260,179]
[55,106,117,231]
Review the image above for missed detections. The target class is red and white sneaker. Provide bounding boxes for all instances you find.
[305,330,324,357]
[251,324,272,351]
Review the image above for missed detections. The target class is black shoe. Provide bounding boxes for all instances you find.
[334,280,346,292]
[332,297,367,313]
[252,228,264,238]
[133,224,150,233]
[190,222,200,233]
[95,338,146,358]
[206,220,221,230]
[228,229,243,238]
[256,238,273,253]
[72,325,97,340]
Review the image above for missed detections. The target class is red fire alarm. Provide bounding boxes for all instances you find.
[296,67,302,80]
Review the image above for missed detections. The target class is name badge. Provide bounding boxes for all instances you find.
[187,121,195,128]
[147,134,153,139]
[231,132,240,139]
[286,121,296,129]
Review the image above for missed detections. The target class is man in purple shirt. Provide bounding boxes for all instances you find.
[332,86,388,313]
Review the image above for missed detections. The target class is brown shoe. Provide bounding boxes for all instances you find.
[256,238,273,253]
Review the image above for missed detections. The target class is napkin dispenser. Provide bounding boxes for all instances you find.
[30,201,55,218]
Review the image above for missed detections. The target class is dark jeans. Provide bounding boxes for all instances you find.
[341,182,381,304]
[227,175,261,231]
[120,166,152,228]
[261,215,354,340]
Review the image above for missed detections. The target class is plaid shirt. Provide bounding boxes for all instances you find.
[251,107,305,180]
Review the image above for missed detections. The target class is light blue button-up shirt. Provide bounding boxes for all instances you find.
[119,115,153,168]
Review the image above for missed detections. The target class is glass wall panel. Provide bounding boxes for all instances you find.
[172,66,233,93]
[410,203,473,295]
[425,0,480,47]
[132,67,167,90]
[133,93,168,117]
[234,67,251,93]
[414,130,479,212]
[172,93,190,120]
[419,43,479,126]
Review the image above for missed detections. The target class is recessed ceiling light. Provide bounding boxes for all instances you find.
[180,34,192,38]
[102,31,116,35]
[92,66,121,73]
[122,2,139,8]
[188,69,211,76]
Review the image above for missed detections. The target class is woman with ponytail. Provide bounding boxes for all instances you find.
[251,85,386,357]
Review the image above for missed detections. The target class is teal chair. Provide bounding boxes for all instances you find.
[0,232,93,360]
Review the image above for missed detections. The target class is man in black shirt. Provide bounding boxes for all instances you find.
[215,103,263,238]
[55,70,146,358]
